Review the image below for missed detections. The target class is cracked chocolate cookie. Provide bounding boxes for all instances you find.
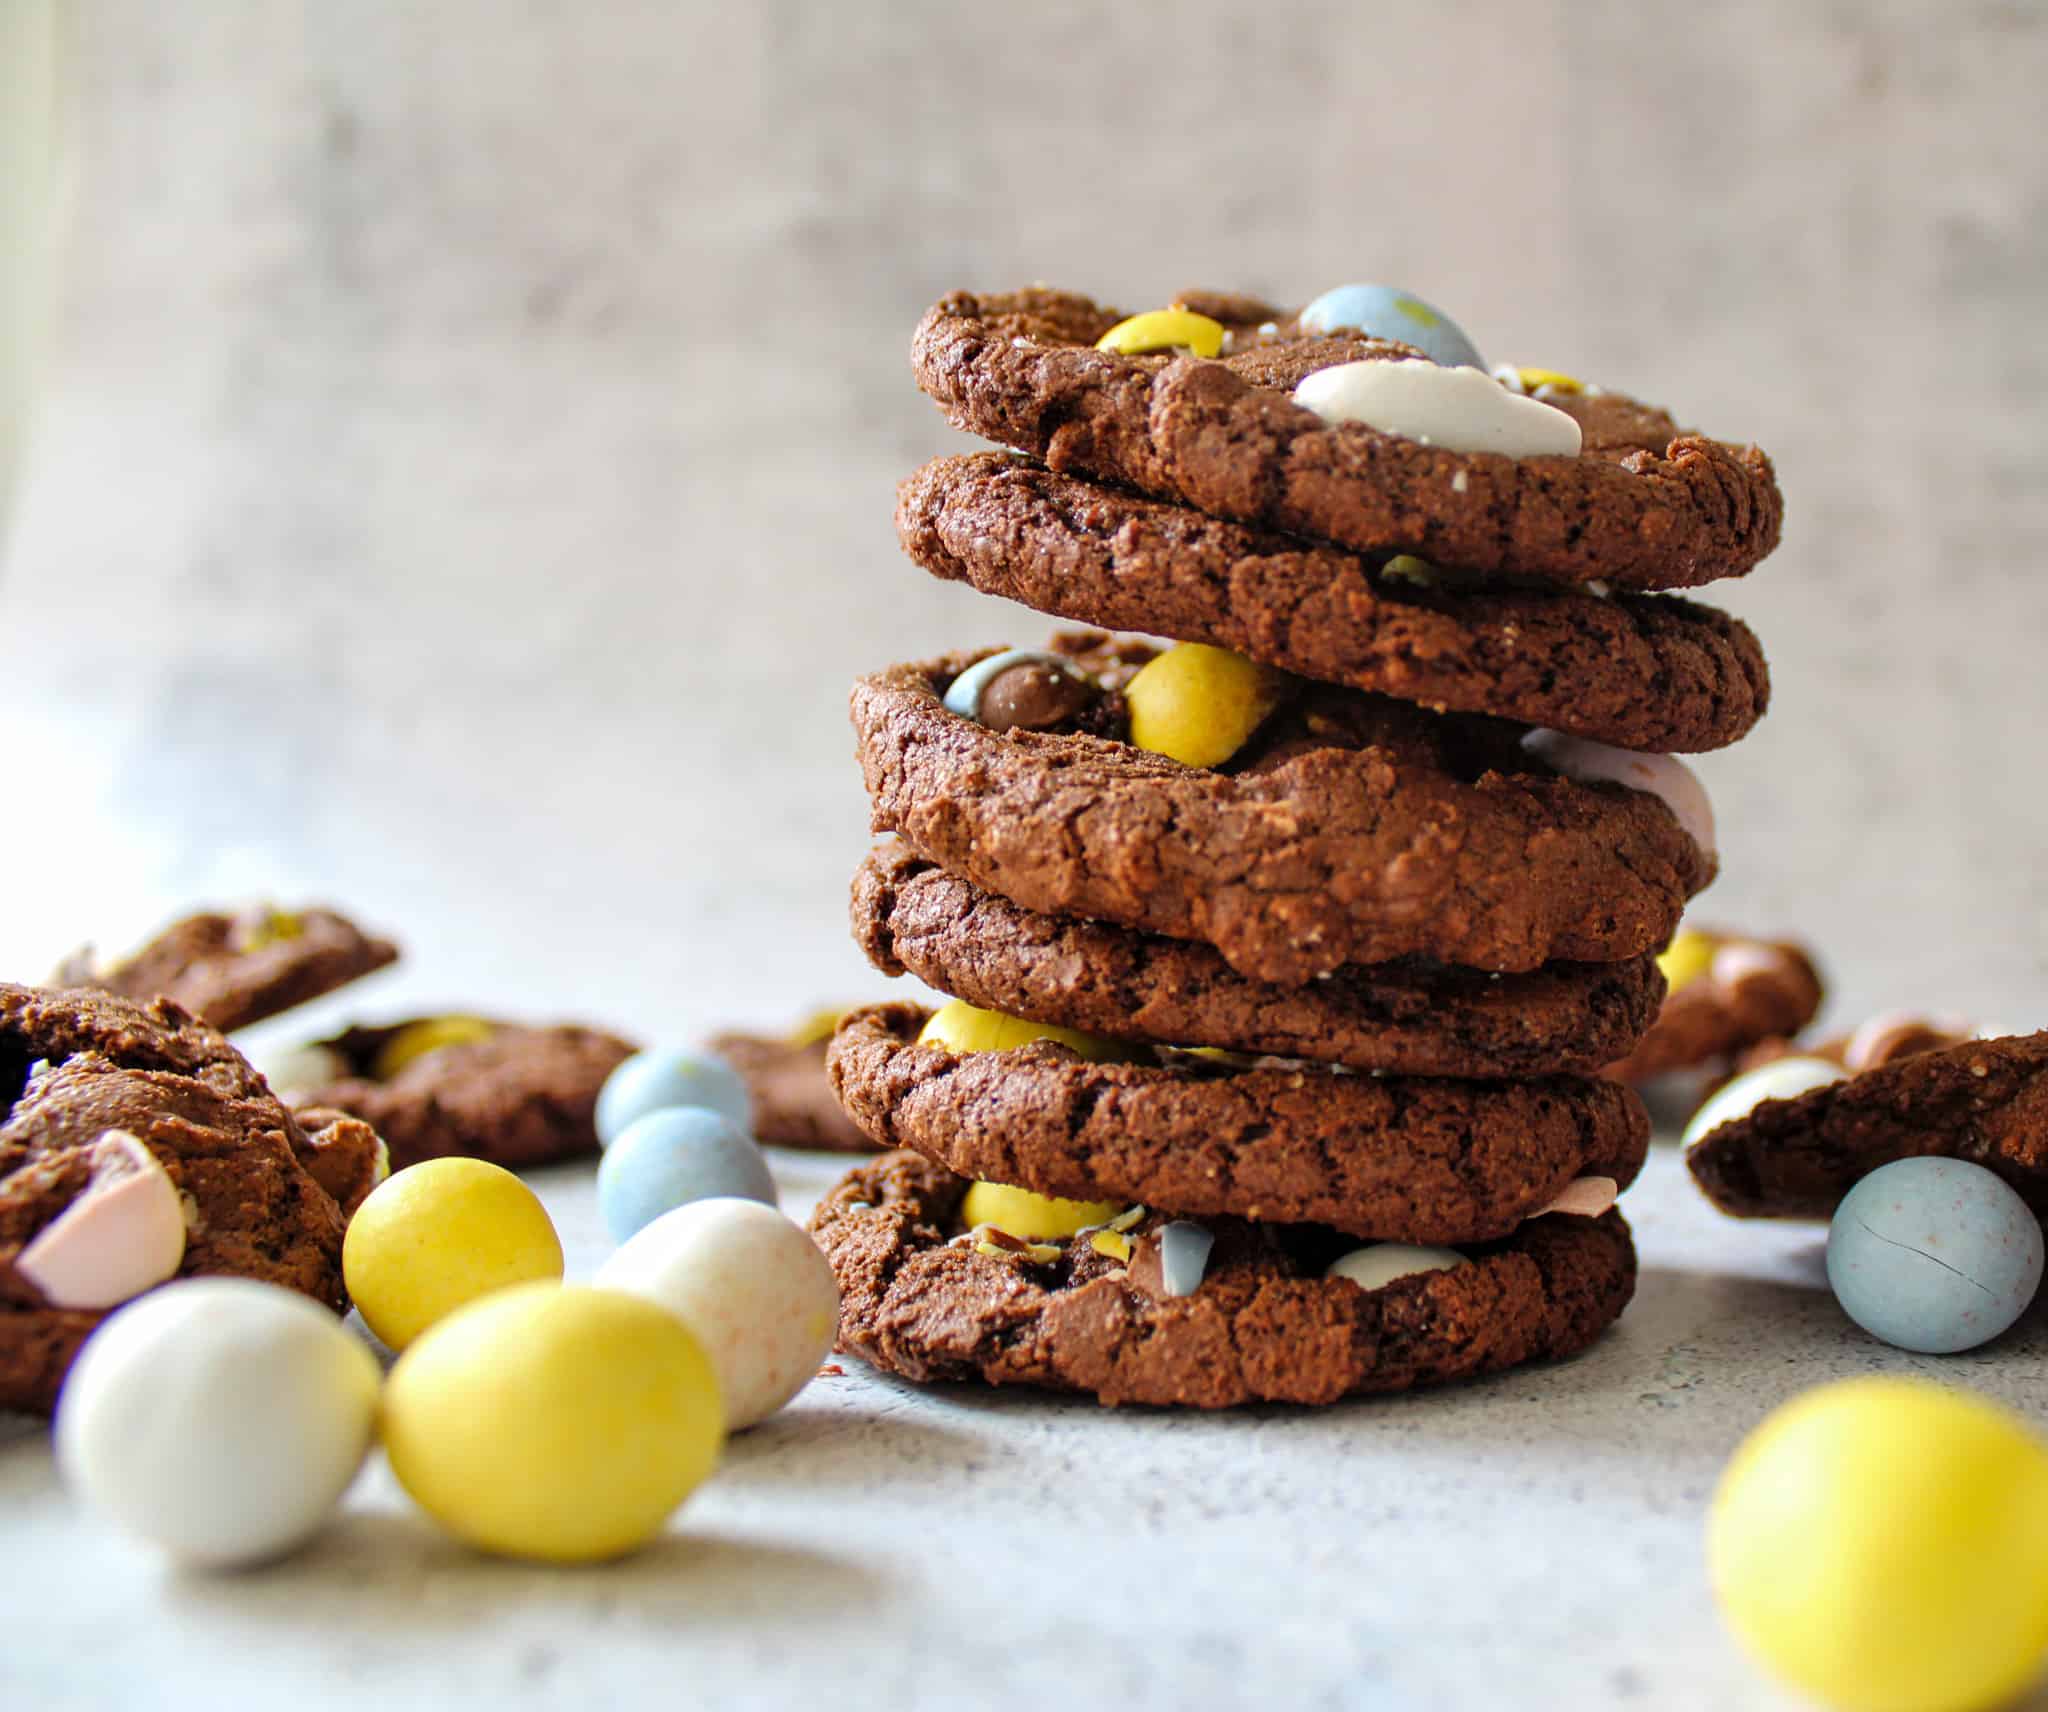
[708,1023,875,1153]
[854,645,1713,984]
[911,287,1782,592]
[898,452,1771,753]
[52,905,398,1034]
[1,983,366,1414]
[302,1016,635,1171]
[809,1149,1636,1407]
[1607,930,1823,1083]
[828,1004,1647,1243]
[1686,1031,2048,1220]
[853,844,1664,1079]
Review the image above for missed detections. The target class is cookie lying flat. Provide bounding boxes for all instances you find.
[1,983,365,1414]
[707,1027,875,1153]
[911,287,1782,592]
[809,1150,1636,1408]
[1607,931,1822,1083]
[854,649,1713,984]
[51,905,398,1034]
[1686,1031,2048,1220]
[852,844,1664,1079]
[303,1017,635,1171]
[898,452,1771,753]
[829,1004,1647,1244]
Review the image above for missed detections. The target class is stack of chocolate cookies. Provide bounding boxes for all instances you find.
[810,285,1782,1408]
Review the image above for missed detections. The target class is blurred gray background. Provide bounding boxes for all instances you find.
[3,0,2043,1048]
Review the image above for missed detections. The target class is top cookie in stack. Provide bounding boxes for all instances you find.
[810,283,1780,1409]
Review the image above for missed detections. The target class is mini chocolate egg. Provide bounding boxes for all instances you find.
[17,1129,186,1310]
[942,648,1092,732]
[597,1107,776,1243]
[596,1047,751,1145]
[959,1180,1122,1242]
[1682,1056,1847,1149]
[917,999,1125,1062]
[1297,284,1485,370]
[1123,642,1287,769]
[1520,730,1715,857]
[1326,1243,1467,1291]
[596,1198,839,1430]
[1827,1158,2044,1354]
[1292,360,1582,457]
[371,1014,494,1082]
[56,1278,380,1568]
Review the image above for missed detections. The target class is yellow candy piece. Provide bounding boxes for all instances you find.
[383,1282,724,1564]
[787,1006,848,1048]
[1710,1377,2048,1712]
[342,1158,564,1351]
[1095,308,1224,359]
[1656,928,1718,995]
[1514,366,1583,394]
[962,1181,1123,1242]
[916,998,1123,1063]
[372,1015,495,1082]
[1125,643,1287,769]
[234,908,304,952]
[1089,1229,1133,1263]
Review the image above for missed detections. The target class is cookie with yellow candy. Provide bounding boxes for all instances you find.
[1124,643,1289,769]
[1605,927,1823,1084]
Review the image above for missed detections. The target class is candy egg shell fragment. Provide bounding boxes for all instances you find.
[1293,360,1581,459]
[1297,284,1486,371]
[56,1278,380,1568]
[1095,308,1224,358]
[1520,730,1716,859]
[1681,1057,1847,1150]
[1826,1158,2044,1354]
[596,1046,751,1143]
[597,1107,777,1244]
[1326,1243,1468,1291]
[961,1180,1121,1242]
[596,1198,840,1430]
[916,998,1124,1063]
[1537,1176,1620,1220]
[1157,1221,1215,1297]
[18,1130,187,1311]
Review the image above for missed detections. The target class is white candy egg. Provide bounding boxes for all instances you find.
[56,1278,380,1568]
[1682,1057,1848,1149]
[1520,730,1717,859]
[595,1197,839,1430]
[1292,359,1582,457]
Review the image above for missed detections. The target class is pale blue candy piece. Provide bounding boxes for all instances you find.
[1157,1221,1215,1297]
[1827,1157,2044,1354]
[596,1047,749,1146]
[597,1107,777,1244]
[942,649,1076,723]
[1297,284,1485,371]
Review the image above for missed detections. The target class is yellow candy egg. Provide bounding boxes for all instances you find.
[1710,1377,2048,1712]
[787,1006,848,1048]
[1513,366,1583,394]
[1656,928,1718,995]
[1124,642,1287,769]
[916,999,1123,1063]
[961,1181,1123,1242]
[342,1157,564,1351]
[1095,308,1224,359]
[372,1015,496,1081]
[383,1282,724,1563]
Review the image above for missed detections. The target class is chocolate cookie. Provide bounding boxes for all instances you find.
[853,844,1664,1079]
[828,1004,1648,1243]
[911,287,1783,592]
[1733,1012,1976,1079]
[708,1026,875,1153]
[1607,932,1823,1083]
[52,905,398,1033]
[304,1017,635,1171]
[1686,1031,2048,1220]
[898,453,1770,753]
[1,983,358,1415]
[854,648,1713,984]
[809,1150,1636,1407]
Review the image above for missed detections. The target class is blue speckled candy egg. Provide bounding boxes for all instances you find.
[596,1048,750,1146]
[1827,1157,2044,1354]
[1297,284,1486,371]
[597,1108,778,1244]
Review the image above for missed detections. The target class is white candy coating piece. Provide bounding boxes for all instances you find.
[251,1042,350,1099]
[1156,1220,1215,1297]
[1291,360,1582,458]
[1681,1057,1848,1150]
[56,1278,380,1568]
[1325,1242,1467,1292]
[19,1131,187,1311]
[1536,1175,1620,1220]
[1519,730,1717,859]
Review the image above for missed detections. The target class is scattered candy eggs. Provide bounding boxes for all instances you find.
[1297,284,1486,371]
[343,1157,564,1351]
[382,1282,723,1563]
[1826,1158,2044,1354]
[18,1129,186,1310]
[1095,307,1224,358]
[1681,1056,1847,1149]
[597,1107,776,1244]
[960,1180,1122,1242]
[56,1278,380,1568]
[595,1046,751,1145]
[1520,730,1716,858]
[1710,1377,2048,1712]
[1656,928,1717,994]
[1124,641,1287,769]
[371,1014,495,1082]
[1293,359,1582,458]
[596,1198,840,1430]
[1326,1243,1468,1291]
[916,998,1124,1062]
